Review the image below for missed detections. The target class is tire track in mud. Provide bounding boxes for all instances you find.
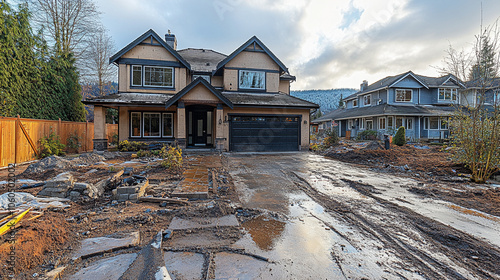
[288,171,500,280]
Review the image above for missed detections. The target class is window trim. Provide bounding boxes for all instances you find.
[406,118,413,130]
[129,111,175,139]
[143,66,174,88]
[352,99,358,107]
[132,65,142,86]
[395,89,413,102]
[363,95,371,106]
[142,112,162,138]
[360,118,365,129]
[378,117,386,130]
[387,116,394,128]
[438,88,458,102]
[238,70,266,90]
[130,112,142,138]
[366,119,373,130]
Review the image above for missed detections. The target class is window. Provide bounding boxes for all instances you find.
[162,113,173,137]
[239,70,265,90]
[360,118,365,129]
[387,116,394,128]
[144,66,173,87]
[406,118,413,130]
[440,117,448,129]
[143,113,161,137]
[131,112,141,137]
[193,75,211,83]
[348,119,353,129]
[352,99,358,107]
[364,95,371,106]
[438,88,457,101]
[132,66,142,86]
[429,117,439,129]
[366,120,373,130]
[396,117,403,128]
[396,89,412,102]
[379,117,386,130]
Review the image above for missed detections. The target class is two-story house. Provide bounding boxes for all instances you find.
[312,71,464,141]
[83,29,318,151]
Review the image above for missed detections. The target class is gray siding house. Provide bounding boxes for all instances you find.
[313,71,465,141]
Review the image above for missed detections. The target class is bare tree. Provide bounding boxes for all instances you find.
[80,27,117,95]
[439,20,500,183]
[26,0,100,57]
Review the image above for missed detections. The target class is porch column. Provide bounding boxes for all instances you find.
[176,101,186,148]
[118,107,128,142]
[93,106,108,151]
[215,104,224,151]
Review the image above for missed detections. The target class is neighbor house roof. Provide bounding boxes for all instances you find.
[345,71,465,101]
[109,29,191,70]
[312,104,457,123]
[215,36,288,73]
[177,48,227,72]
[222,92,319,109]
[465,77,500,89]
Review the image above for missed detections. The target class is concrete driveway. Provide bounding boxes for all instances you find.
[227,152,500,279]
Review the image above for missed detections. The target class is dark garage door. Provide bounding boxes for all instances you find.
[230,115,300,152]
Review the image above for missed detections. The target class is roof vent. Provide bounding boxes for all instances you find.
[202,49,206,52]
[360,80,368,91]
[165,32,177,50]
[206,62,210,66]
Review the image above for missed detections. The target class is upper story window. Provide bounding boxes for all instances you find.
[363,95,371,106]
[438,88,457,101]
[352,99,358,107]
[396,89,412,102]
[239,70,265,90]
[131,65,174,88]
[193,75,211,83]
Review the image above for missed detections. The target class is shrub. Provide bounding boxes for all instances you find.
[39,131,66,158]
[160,146,183,170]
[393,126,406,146]
[356,130,377,140]
[66,132,81,154]
[111,133,119,146]
[323,128,339,147]
[118,140,148,152]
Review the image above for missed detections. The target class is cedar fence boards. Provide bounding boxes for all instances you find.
[0,116,118,167]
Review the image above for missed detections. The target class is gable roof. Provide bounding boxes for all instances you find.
[344,71,464,101]
[215,36,288,73]
[109,29,191,70]
[177,48,227,72]
[164,77,233,109]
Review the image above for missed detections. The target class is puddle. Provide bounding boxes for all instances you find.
[241,215,285,251]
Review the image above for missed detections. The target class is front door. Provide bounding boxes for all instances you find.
[193,111,207,146]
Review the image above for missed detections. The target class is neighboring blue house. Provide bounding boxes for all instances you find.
[313,71,465,141]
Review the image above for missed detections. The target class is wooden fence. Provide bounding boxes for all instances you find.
[0,116,118,167]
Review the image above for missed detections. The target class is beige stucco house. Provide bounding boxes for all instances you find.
[84,29,318,151]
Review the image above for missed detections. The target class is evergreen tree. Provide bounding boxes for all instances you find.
[393,126,406,146]
[469,34,498,82]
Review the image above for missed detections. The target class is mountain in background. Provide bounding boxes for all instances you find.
[291,88,358,113]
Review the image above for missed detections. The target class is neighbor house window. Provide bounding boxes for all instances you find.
[193,75,211,83]
[406,118,413,130]
[143,113,161,137]
[239,70,265,90]
[348,119,353,129]
[132,66,142,86]
[366,120,373,130]
[387,116,394,128]
[396,117,403,128]
[364,95,371,106]
[352,99,358,107]
[144,66,173,87]
[396,89,412,102]
[429,117,439,129]
[131,112,141,137]
[379,117,386,130]
[440,117,448,129]
[438,88,457,101]
[360,118,365,129]
[162,113,173,137]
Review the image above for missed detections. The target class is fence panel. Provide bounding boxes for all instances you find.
[0,116,116,167]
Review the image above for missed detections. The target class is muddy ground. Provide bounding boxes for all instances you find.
[0,142,498,279]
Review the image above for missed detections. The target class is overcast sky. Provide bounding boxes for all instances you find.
[94,0,500,91]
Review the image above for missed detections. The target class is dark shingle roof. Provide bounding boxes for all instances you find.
[177,48,227,72]
[82,93,174,106]
[222,92,319,108]
[312,104,456,123]
[465,77,500,88]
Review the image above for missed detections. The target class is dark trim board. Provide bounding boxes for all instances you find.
[118,58,183,68]
[224,67,280,73]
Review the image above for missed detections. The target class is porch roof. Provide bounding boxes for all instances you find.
[82,92,173,106]
[222,92,319,109]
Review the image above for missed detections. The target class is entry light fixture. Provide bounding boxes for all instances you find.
[219,117,222,125]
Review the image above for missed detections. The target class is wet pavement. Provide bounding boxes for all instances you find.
[227,152,500,279]
[171,154,221,199]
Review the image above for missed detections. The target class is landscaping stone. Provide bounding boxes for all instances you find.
[164,252,204,280]
[68,253,137,280]
[72,231,140,260]
[38,172,75,198]
[168,215,239,230]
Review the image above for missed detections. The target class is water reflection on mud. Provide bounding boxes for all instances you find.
[241,215,286,251]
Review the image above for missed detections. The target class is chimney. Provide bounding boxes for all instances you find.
[360,80,368,91]
[165,30,177,50]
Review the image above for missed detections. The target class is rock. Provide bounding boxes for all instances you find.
[68,253,137,280]
[23,156,72,175]
[129,194,138,201]
[123,167,134,176]
[72,232,140,260]
[118,194,129,201]
[69,191,80,197]
[73,183,90,191]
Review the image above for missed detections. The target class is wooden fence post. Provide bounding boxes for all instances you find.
[85,120,88,151]
[58,118,61,135]
[15,115,20,164]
